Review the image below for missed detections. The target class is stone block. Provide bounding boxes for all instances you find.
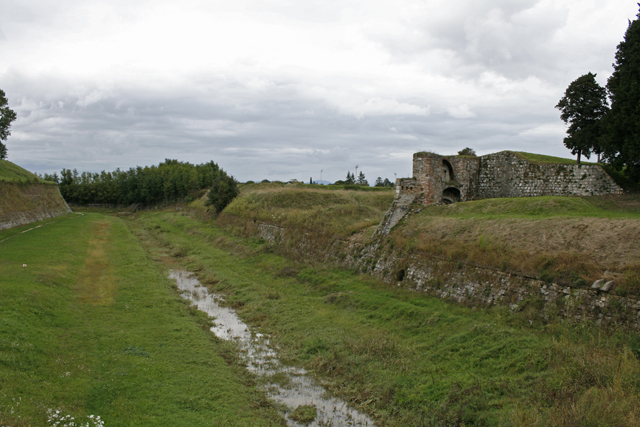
[591,279,605,289]
[601,280,615,292]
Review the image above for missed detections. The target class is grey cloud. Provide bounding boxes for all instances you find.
[365,0,633,89]
[5,0,611,185]
[6,70,561,183]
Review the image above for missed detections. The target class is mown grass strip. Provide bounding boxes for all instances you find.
[0,213,284,426]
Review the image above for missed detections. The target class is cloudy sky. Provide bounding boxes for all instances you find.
[0,0,637,183]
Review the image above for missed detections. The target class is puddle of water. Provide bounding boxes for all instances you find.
[170,269,375,427]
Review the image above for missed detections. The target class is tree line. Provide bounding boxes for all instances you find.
[43,159,237,212]
[334,171,394,187]
[556,6,640,182]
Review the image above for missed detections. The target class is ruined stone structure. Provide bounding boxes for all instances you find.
[376,151,623,235]
[398,151,622,207]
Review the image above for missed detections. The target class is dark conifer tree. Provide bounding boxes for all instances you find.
[604,5,640,179]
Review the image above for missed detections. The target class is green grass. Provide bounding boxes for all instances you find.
[0,159,53,184]
[413,150,590,165]
[240,181,394,193]
[221,185,394,237]
[512,152,596,165]
[127,210,640,426]
[0,213,284,426]
[417,194,640,220]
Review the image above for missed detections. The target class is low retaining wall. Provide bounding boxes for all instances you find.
[0,183,71,230]
[350,244,640,328]
[250,216,639,328]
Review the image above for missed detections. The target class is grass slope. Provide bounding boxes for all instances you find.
[128,210,640,427]
[0,213,284,426]
[0,160,52,184]
[391,194,640,292]
[222,184,394,238]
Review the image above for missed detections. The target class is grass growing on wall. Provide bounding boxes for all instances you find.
[512,152,597,165]
[127,210,640,427]
[0,213,284,426]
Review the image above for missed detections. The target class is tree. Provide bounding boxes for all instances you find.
[345,171,355,184]
[555,72,609,165]
[375,177,384,187]
[357,171,368,186]
[604,5,640,179]
[205,173,238,214]
[457,147,477,156]
[0,89,17,160]
[383,178,393,187]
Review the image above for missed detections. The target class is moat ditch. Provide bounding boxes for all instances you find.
[169,269,375,427]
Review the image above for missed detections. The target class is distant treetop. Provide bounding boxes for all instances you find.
[457,147,477,157]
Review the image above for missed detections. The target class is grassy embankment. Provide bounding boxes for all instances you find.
[219,181,395,237]
[125,188,640,426]
[0,213,284,426]
[0,160,53,184]
[389,193,640,294]
[206,181,640,295]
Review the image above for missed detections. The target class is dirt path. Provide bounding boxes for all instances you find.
[75,219,116,305]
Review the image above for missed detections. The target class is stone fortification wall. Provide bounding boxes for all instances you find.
[400,151,622,209]
[0,183,72,230]
[250,216,640,328]
[412,152,479,205]
[348,242,640,329]
[478,152,622,198]
[374,178,418,235]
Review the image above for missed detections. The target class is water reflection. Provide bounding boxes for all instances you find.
[170,270,374,427]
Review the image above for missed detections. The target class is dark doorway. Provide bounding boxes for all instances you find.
[442,160,454,181]
[442,187,461,204]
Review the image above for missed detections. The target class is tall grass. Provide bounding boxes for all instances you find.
[221,185,394,238]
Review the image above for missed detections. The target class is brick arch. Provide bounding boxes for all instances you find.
[442,187,461,204]
[443,159,454,181]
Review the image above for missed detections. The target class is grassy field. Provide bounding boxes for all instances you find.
[0,213,284,426]
[127,209,640,426]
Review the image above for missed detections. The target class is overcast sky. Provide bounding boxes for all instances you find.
[1,0,637,183]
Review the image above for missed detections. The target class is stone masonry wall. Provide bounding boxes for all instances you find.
[349,241,640,328]
[0,183,72,230]
[403,151,623,209]
[477,152,622,198]
[251,217,640,328]
[412,152,479,205]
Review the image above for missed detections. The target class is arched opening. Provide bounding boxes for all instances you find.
[442,160,454,181]
[442,187,461,204]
